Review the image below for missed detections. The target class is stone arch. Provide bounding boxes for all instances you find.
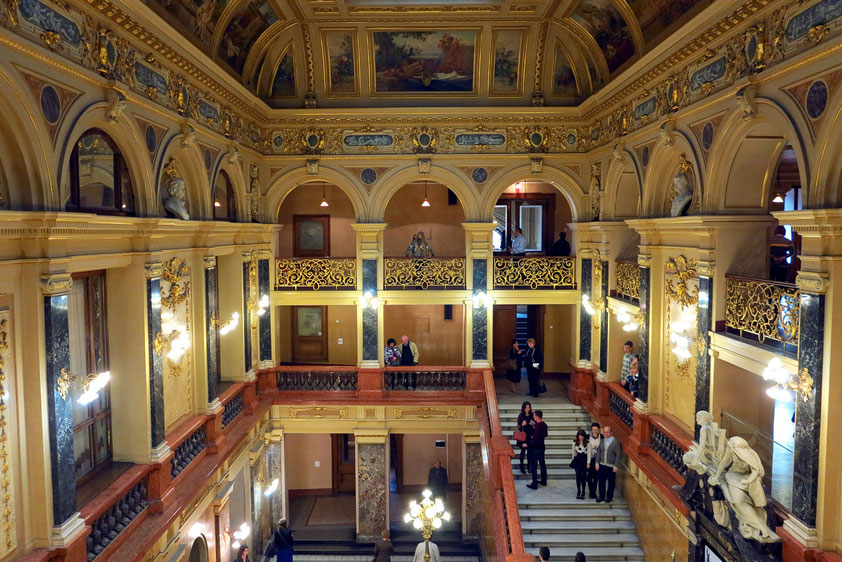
[371,164,478,222]
[157,135,212,220]
[602,150,642,220]
[479,164,587,222]
[59,101,155,216]
[213,155,248,222]
[264,165,366,222]
[808,84,842,207]
[642,132,703,217]
[0,68,53,210]
[706,99,810,214]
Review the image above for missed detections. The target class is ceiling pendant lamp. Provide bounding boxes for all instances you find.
[772,194,784,203]
[320,181,329,207]
[515,181,522,195]
[421,180,431,207]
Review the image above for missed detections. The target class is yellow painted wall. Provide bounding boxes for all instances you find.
[285,433,333,490]
[384,183,466,258]
[621,469,689,562]
[383,305,464,365]
[275,305,357,365]
[543,305,575,374]
[400,434,463,486]
[711,358,775,439]
[277,183,357,257]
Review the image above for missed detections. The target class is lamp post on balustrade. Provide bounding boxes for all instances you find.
[404,489,450,562]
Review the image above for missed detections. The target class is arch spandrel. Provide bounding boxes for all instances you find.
[602,150,642,221]
[264,165,367,223]
[157,136,213,221]
[370,164,478,222]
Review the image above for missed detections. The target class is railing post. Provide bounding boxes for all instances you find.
[357,368,384,399]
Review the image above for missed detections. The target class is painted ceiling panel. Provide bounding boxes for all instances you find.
[217,0,280,75]
[624,0,710,46]
[571,0,636,73]
[143,0,232,47]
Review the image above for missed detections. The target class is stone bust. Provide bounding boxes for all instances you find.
[670,158,693,217]
[162,161,189,220]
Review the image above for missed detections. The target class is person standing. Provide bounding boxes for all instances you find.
[523,338,543,398]
[620,341,635,383]
[524,409,548,489]
[550,232,571,256]
[399,335,420,366]
[427,460,448,501]
[385,338,402,366]
[511,227,526,256]
[374,529,393,562]
[571,429,589,500]
[595,425,621,503]
[538,546,551,561]
[506,339,522,393]
[621,358,640,398]
[516,401,535,474]
[769,225,794,282]
[273,519,294,562]
[234,545,249,562]
[586,422,602,499]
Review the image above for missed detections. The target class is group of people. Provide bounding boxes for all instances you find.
[384,335,420,366]
[506,228,571,257]
[536,548,587,561]
[619,340,640,398]
[569,422,622,503]
[505,338,545,397]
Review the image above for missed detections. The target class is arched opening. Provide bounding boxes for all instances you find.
[612,169,641,219]
[492,180,574,256]
[67,129,136,215]
[188,535,209,562]
[213,170,238,221]
[276,180,356,258]
[383,181,466,258]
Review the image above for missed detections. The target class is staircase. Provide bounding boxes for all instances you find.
[498,399,645,561]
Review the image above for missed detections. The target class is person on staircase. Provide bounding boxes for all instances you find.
[571,429,589,499]
[524,409,548,489]
[373,529,393,562]
[538,546,551,561]
[523,338,543,397]
[516,401,535,473]
[585,422,602,499]
[595,425,621,503]
[506,339,522,393]
[413,539,440,562]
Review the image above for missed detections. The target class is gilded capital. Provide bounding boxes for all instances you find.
[257,249,273,261]
[696,260,715,277]
[796,272,830,294]
[579,248,599,260]
[145,263,164,279]
[638,254,653,268]
[41,274,72,296]
[202,256,217,269]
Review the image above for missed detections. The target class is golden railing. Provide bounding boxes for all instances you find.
[383,257,466,289]
[615,260,641,301]
[724,275,800,349]
[493,256,575,289]
[274,258,356,290]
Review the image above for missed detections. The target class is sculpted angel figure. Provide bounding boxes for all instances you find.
[682,411,721,473]
[709,436,780,543]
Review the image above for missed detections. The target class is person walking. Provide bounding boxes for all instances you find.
[595,425,621,503]
[586,422,602,499]
[571,429,589,500]
[523,338,543,397]
[505,339,522,393]
[524,409,548,489]
[516,401,535,474]
[399,335,420,366]
[427,460,448,500]
[273,519,294,562]
[373,529,393,562]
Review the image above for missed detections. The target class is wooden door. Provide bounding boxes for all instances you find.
[291,306,328,363]
[391,434,404,493]
[493,305,517,375]
[293,214,330,257]
[331,434,356,493]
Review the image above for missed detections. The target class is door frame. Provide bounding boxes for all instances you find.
[291,305,329,364]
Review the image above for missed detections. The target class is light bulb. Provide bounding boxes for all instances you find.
[433,517,442,529]
[434,498,444,511]
[426,507,436,519]
[413,519,422,529]
[320,197,329,207]
[443,511,451,521]
[232,541,240,549]
[421,198,431,207]
[410,505,420,517]
[772,194,784,203]
[766,385,793,402]
[239,523,250,537]
[422,489,432,498]
[214,200,221,207]
[404,513,411,523]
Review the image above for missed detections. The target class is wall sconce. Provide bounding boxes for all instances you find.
[57,369,111,405]
[224,522,250,549]
[472,291,493,308]
[211,312,240,335]
[668,307,697,363]
[154,329,191,361]
[361,290,379,310]
[763,358,813,402]
[256,294,269,316]
[263,478,279,497]
[615,309,643,332]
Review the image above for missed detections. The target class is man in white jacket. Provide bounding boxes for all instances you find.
[413,539,440,562]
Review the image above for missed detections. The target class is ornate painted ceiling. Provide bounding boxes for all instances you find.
[141,0,711,108]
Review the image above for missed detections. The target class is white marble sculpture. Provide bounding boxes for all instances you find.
[670,158,693,217]
[683,411,724,474]
[162,161,189,220]
[709,436,780,543]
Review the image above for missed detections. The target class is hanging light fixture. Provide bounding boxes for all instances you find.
[515,181,522,195]
[772,194,784,203]
[320,181,329,207]
[421,180,431,207]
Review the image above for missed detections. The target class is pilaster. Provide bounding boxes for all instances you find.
[462,431,482,537]
[578,251,594,365]
[257,249,273,368]
[204,256,220,402]
[463,223,495,368]
[145,263,166,449]
[355,429,389,542]
[353,223,387,367]
[242,252,256,375]
[694,260,714,442]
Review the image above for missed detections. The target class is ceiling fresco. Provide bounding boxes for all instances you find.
[141,0,708,108]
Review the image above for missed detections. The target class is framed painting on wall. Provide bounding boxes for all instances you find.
[293,214,331,257]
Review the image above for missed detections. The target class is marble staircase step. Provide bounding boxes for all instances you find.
[523,532,641,546]
[525,546,645,561]
[517,507,632,521]
[521,519,636,533]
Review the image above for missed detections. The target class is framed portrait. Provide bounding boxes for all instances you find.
[293,214,330,257]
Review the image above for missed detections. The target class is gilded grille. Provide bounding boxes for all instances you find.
[383,258,466,289]
[493,257,575,289]
[274,258,356,290]
[724,276,799,350]
[615,261,641,301]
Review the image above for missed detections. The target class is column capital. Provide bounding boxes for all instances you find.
[461,221,496,233]
[257,249,272,260]
[696,260,715,277]
[462,430,481,444]
[41,273,72,296]
[351,222,388,233]
[242,249,259,262]
[145,262,164,279]
[353,429,389,443]
[796,272,830,294]
[637,254,652,268]
[203,256,217,269]
[579,248,599,260]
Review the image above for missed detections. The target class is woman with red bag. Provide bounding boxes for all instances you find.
[515,401,535,474]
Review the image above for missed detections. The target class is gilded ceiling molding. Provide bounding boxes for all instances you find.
[242,21,298,85]
[534,20,550,95]
[300,22,316,98]
[553,18,611,81]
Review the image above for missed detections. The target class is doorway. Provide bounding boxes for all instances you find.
[291,306,328,363]
[492,305,543,374]
[331,433,356,493]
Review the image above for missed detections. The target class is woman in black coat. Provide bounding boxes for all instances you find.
[505,339,522,393]
[523,338,543,398]
[516,401,535,474]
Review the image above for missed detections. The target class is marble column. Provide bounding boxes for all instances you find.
[791,273,827,527]
[599,260,609,373]
[694,263,714,441]
[42,274,75,525]
[579,258,592,362]
[146,264,166,450]
[243,260,253,374]
[636,255,651,404]
[472,258,489,364]
[258,255,272,365]
[361,259,379,364]
[462,433,482,537]
[204,258,220,403]
[252,432,284,556]
[355,430,389,542]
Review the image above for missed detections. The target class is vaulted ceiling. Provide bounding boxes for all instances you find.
[142,0,710,108]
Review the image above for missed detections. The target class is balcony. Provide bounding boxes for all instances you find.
[274,258,357,290]
[492,256,575,290]
[614,260,640,303]
[724,275,799,355]
[383,257,466,289]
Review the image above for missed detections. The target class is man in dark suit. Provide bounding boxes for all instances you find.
[524,409,548,489]
[595,425,622,503]
[373,529,393,562]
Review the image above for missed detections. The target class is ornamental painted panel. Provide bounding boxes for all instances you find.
[551,43,579,98]
[133,115,168,163]
[270,48,296,98]
[689,56,727,92]
[144,0,231,46]
[217,1,280,75]
[625,0,708,46]
[571,0,636,73]
[160,257,194,432]
[323,30,358,96]
[371,30,478,95]
[18,0,81,47]
[491,29,525,97]
[17,68,81,145]
[785,0,842,42]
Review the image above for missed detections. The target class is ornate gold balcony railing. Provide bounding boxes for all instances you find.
[615,260,641,302]
[493,256,575,290]
[274,258,357,290]
[724,275,800,351]
[383,257,466,289]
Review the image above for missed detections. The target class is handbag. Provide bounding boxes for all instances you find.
[513,430,527,442]
[539,381,547,394]
[505,357,518,370]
